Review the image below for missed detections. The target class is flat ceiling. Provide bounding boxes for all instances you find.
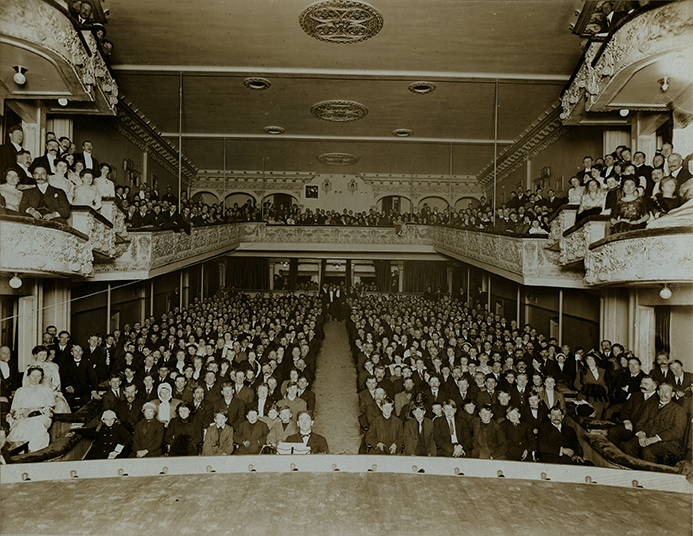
[107,0,583,176]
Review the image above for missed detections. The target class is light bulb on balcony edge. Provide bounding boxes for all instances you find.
[659,285,672,300]
[9,275,22,289]
[619,109,630,117]
[58,98,69,107]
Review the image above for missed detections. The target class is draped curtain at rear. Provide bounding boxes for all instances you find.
[226,258,269,290]
[403,261,447,293]
[373,260,391,292]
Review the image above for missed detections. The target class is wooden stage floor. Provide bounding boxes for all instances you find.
[2,472,691,536]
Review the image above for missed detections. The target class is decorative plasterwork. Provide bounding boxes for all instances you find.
[434,227,583,285]
[0,0,118,113]
[0,218,93,277]
[408,82,436,95]
[115,97,198,184]
[392,129,414,137]
[558,219,609,266]
[560,1,693,122]
[584,231,693,286]
[476,102,572,187]
[311,100,369,122]
[358,173,484,202]
[70,207,117,258]
[317,153,360,166]
[299,0,384,44]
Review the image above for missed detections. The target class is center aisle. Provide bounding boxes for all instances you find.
[311,320,362,454]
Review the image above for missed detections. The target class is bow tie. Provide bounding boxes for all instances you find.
[301,433,311,438]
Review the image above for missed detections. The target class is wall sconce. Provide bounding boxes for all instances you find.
[659,284,672,300]
[658,77,669,92]
[13,66,27,86]
[9,274,22,289]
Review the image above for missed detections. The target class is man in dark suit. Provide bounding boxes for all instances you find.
[297,376,316,413]
[433,399,473,457]
[522,392,548,436]
[358,376,381,431]
[53,331,73,369]
[30,139,60,175]
[83,334,109,384]
[285,411,329,453]
[403,402,437,456]
[668,360,693,406]
[650,352,673,386]
[577,156,594,183]
[365,398,404,454]
[116,384,144,434]
[101,374,126,412]
[213,382,247,429]
[60,345,99,409]
[73,140,99,172]
[622,383,688,463]
[1,125,24,173]
[537,406,585,464]
[130,204,156,228]
[608,376,659,449]
[18,164,71,224]
[0,346,20,421]
[510,372,530,410]
[13,149,35,186]
[423,374,448,418]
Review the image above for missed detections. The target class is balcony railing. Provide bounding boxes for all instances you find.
[584,226,693,286]
[0,215,93,277]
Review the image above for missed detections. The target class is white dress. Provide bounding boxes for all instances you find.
[7,384,55,452]
[22,361,71,414]
[94,176,115,198]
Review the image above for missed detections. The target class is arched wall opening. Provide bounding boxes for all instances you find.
[225,192,256,209]
[191,191,220,206]
[454,197,480,210]
[418,196,449,212]
[376,195,412,214]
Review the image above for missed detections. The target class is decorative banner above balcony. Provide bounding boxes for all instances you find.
[299,0,384,44]
[317,153,360,166]
[311,100,369,122]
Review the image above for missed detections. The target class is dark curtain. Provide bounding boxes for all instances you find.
[345,260,352,291]
[226,258,269,290]
[403,261,447,293]
[655,306,671,353]
[274,193,293,210]
[289,258,298,291]
[320,259,327,286]
[374,260,391,292]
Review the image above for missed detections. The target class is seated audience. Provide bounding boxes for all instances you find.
[130,401,165,457]
[365,397,403,455]
[202,409,235,456]
[81,410,132,459]
[0,169,23,212]
[6,366,55,452]
[537,406,586,464]
[18,165,71,224]
[285,410,329,454]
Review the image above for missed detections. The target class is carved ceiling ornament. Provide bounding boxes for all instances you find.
[299,0,384,44]
[317,152,360,166]
[560,1,693,122]
[311,100,368,122]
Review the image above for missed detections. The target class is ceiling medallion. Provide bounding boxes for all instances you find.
[264,126,285,135]
[392,128,413,137]
[311,100,368,122]
[299,0,384,44]
[408,81,436,95]
[244,77,271,90]
[317,152,360,166]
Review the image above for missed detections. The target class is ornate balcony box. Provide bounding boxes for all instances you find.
[558,215,610,266]
[433,227,584,288]
[584,227,693,286]
[91,222,242,280]
[69,205,116,259]
[235,223,436,257]
[0,215,92,277]
[0,0,118,113]
[546,205,578,251]
[98,198,128,238]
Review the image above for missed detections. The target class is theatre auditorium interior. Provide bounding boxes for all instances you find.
[1,0,693,534]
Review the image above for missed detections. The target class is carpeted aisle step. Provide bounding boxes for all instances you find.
[311,320,361,454]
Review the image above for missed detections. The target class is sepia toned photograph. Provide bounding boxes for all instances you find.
[0,0,692,534]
